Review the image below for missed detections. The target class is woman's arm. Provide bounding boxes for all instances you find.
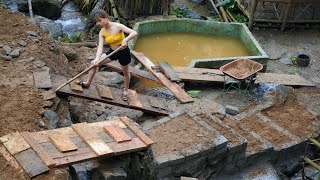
[93,30,105,65]
[118,24,138,48]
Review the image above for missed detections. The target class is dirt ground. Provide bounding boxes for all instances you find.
[0,1,320,178]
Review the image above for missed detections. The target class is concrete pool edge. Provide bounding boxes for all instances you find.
[130,19,269,70]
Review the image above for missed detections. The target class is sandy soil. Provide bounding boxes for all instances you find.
[0,1,319,178]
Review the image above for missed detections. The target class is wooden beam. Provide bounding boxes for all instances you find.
[120,117,154,146]
[158,61,181,82]
[132,51,193,104]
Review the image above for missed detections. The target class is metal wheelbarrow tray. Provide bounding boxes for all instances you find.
[219,59,263,80]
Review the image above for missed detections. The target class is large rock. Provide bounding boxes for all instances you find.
[34,15,63,38]
[94,72,124,88]
[18,0,62,20]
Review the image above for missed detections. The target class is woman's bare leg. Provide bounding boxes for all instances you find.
[77,53,111,87]
[121,64,130,93]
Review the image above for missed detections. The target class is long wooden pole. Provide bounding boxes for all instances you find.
[55,46,122,92]
[215,0,229,22]
[209,0,222,19]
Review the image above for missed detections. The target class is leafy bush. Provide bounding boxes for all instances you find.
[171,6,189,18]
[58,32,81,43]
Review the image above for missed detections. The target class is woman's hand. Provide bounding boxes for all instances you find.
[121,40,128,49]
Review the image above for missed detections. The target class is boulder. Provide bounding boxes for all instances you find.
[18,0,62,20]
[34,15,63,38]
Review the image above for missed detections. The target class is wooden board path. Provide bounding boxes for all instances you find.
[105,63,315,87]
[49,134,77,152]
[132,51,193,103]
[51,74,168,116]
[256,73,315,86]
[0,117,154,177]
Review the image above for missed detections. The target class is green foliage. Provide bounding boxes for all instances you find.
[171,6,189,18]
[234,13,248,23]
[58,32,81,43]
[187,90,201,98]
[216,0,236,9]
[291,56,298,65]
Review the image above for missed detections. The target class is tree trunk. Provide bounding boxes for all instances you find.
[28,0,33,18]
[162,0,169,16]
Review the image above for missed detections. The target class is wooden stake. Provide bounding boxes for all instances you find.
[27,0,33,18]
[54,46,122,92]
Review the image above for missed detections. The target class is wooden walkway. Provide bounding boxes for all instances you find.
[106,62,314,87]
[0,117,153,177]
[52,74,169,116]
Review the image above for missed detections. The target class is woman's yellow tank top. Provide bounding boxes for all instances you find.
[101,28,125,46]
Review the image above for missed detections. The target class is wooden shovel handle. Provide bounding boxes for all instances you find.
[54,46,122,92]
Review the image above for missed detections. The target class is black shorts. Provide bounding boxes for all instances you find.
[106,46,131,66]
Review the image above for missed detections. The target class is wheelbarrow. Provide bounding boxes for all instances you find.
[202,59,263,95]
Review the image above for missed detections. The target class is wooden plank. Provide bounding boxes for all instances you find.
[49,134,77,152]
[53,150,97,166]
[86,138,114,156]
[174,67,225,82]
[132,51,193,103]
[33,70,52,89]
[107,137,146,155]
[69,80,83,92]
[120,117,154,146]
[20,131,56,167]
[14,148,49,177]
[0,132,30,155]
[104,125,132,143]
[128,89,142,108]
[105,61,160,83]
[89,119,127,131]
[52,74,169,116]
[72,123,114,156]
[96,84,113,100]
[256,73,315,86]
[32,127,77,144]
[158,61,181,82]
[72,123,101,141]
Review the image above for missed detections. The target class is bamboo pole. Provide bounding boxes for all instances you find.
[309,138,320,149]
[226,10,237,22]
[109,0,120,23]
[303,156,320,170]
[28,0,33,18]
[55,46,122,92]
[215,0,229,22]
[209,0,222,19]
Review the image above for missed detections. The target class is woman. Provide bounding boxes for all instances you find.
[77,9,138,101]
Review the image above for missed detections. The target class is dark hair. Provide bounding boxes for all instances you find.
[94,9,109,20]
